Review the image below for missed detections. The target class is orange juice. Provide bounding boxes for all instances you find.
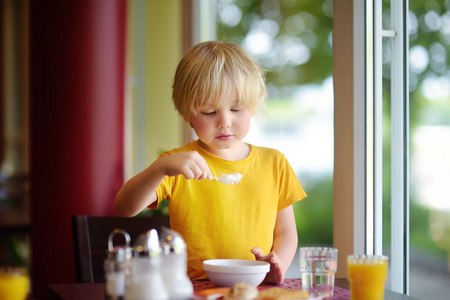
[347,255,388,300]
[0,268,29,300]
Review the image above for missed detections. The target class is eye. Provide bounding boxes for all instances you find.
[202,111,216,116]
[231,108,240,112]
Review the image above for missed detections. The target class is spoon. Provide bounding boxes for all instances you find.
[213,173,243,185]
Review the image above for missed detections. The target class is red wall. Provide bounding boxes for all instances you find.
[30,1,126,298]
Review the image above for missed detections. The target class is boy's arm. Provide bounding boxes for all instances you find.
[252,205,298,284]
[272,204,298,274]
[115,151,213,217]
[115,160,165,217]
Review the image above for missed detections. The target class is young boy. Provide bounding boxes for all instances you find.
[115,41,307,284]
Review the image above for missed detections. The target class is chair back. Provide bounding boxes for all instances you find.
[72,215,170,283]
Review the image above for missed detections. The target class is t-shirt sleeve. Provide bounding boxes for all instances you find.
[152,175,176,210]
[277,153,307,211]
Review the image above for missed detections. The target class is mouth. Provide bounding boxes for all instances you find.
[216,134,233,141]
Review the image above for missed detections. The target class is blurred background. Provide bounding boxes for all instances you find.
[1,0,449,299]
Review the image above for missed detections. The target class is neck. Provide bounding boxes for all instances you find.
[196,140,250,161]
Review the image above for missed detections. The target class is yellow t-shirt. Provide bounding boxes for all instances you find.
[154,140,307,280]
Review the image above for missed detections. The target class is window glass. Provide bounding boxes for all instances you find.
[215,0,334,254]
[408,1,450,298]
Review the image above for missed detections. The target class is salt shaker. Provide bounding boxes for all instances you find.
[125,229,168,300]
[104,229,132,300]
[160,227,193,300]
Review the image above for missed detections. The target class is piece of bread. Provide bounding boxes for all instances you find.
[224,282,309,300]
[224,282,259,300]
[258,287,309,300]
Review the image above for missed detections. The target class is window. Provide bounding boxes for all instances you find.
[377,1,450,297]
[334,1,450,297]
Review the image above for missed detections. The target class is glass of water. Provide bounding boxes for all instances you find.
[299,247,338,298]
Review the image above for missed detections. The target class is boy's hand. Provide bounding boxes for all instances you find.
[251,247,285,284]
[157,151,213,180]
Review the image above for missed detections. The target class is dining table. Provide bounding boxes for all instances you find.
[47,278,419,300]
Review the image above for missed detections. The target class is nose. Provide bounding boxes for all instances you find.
[217,112,232,128]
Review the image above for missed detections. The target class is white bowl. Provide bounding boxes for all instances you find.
[203,259,270,287]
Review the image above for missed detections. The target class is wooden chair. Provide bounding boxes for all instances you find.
[71,215,170,283]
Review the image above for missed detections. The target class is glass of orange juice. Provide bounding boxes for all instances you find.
[347,255,388,300]
[0,267,30,300]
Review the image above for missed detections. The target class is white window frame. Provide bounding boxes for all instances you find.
[384,0,410,294]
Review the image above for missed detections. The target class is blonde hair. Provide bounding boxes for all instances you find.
[172,41,267,122]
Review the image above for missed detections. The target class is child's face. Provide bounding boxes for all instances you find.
[189,86,252,157]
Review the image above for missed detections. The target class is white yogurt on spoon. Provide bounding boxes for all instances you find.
[213,173,243,185]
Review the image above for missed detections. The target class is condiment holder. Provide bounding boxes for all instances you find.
[104,226,192,300]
